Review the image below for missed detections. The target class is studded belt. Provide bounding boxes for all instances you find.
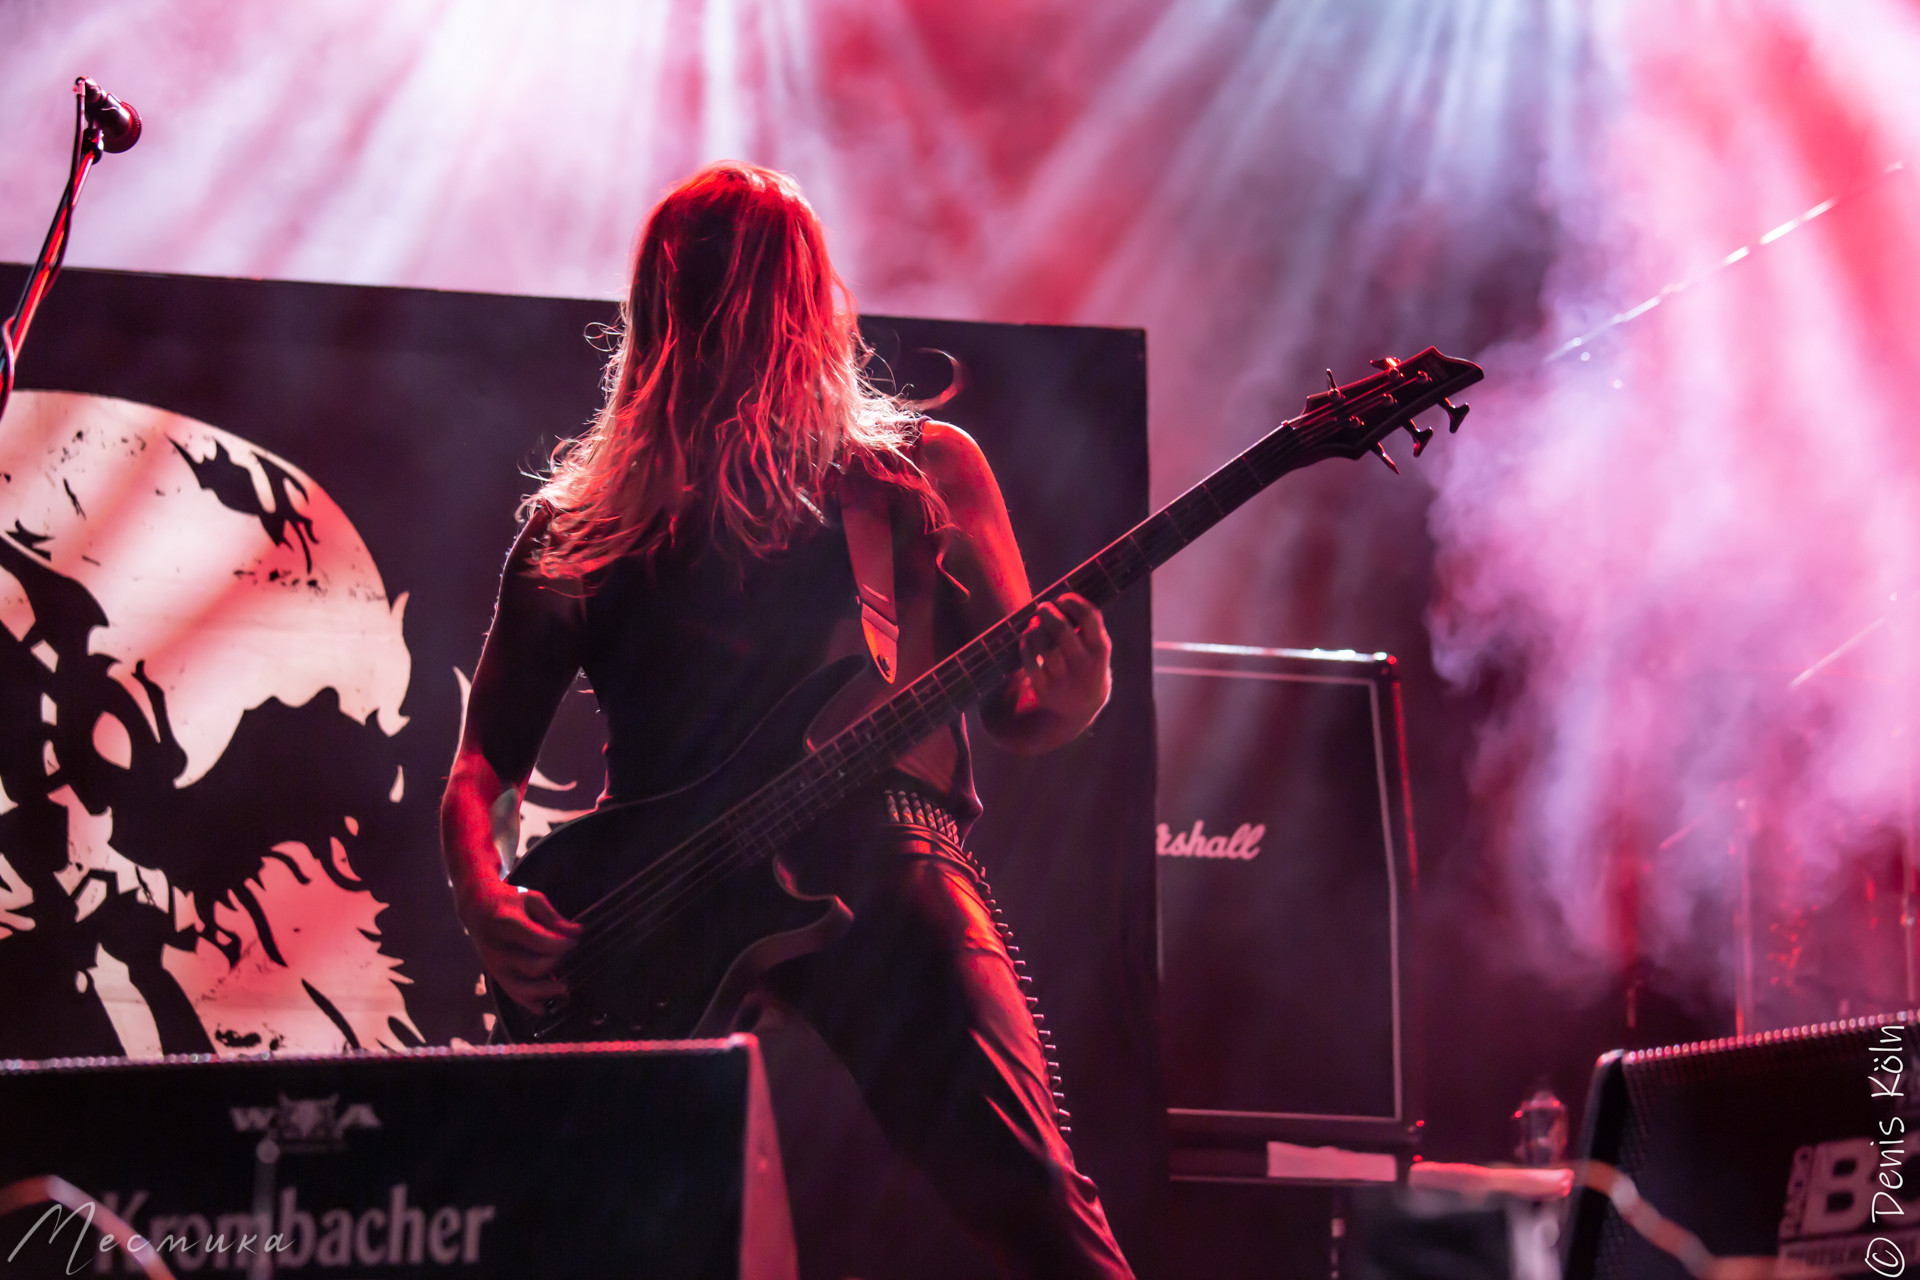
[880,787,963,850]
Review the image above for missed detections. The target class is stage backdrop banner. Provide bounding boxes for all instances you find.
[0,264,1158,1278]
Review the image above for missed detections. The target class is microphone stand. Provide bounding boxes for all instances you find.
[0,79,127,426]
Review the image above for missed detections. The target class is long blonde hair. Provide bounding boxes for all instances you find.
[526,162,944,578]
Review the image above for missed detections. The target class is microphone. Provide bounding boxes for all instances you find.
[77,78,141,153]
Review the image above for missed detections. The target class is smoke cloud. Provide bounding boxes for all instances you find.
[1428,4,1920,1016]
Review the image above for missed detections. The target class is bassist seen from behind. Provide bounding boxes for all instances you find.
[439,161,1135,1280]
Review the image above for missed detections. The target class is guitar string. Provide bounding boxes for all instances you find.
[547,619,1036,995]
[521,375,1455,1018]
[544,592,1120,1007]
[561,610,1026,943]
[544,736,993,1014]
[554,673,992,963]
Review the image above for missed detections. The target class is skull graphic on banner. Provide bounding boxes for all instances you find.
[0,390,421,1057]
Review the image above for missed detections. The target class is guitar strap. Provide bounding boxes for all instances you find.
[839,476,900,684]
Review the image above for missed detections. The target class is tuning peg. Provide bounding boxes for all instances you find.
[1371,441,1400,473]
[1405,420,1436,457]
[1369,356,1400,371]
[1441,397,1470,433]
[1324,368,1341,399]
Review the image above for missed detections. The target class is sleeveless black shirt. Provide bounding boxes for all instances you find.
[582,524,859,800]
[482,509,979,822]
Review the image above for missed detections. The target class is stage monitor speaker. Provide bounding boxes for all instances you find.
[0,1036,794,1279]
[1564,1009,1920,1280]
[1154,642,1418,1172]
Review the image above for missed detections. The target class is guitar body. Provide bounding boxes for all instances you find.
[491,656,871,1044]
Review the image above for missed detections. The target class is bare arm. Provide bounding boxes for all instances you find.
[919,420,1112,754]
[440,516,585,1012]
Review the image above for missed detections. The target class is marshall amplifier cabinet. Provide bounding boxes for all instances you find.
[1153,642,1418,1176]
[1565,1010,1920,1280]
[0,1037,794,1279]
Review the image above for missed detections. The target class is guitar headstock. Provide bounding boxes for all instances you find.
[1289,347,1484,472]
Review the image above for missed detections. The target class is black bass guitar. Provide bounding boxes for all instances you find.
[493,347,1484,1043]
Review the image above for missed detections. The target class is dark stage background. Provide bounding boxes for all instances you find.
[0,263,1159,1279]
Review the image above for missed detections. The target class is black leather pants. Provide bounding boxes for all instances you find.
[762,791,1135,1280]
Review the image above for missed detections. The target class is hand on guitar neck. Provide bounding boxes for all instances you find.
[993,592,1113,753]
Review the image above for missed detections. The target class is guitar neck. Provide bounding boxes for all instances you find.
[733,417,1308,850]
[723,344,1485,852]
